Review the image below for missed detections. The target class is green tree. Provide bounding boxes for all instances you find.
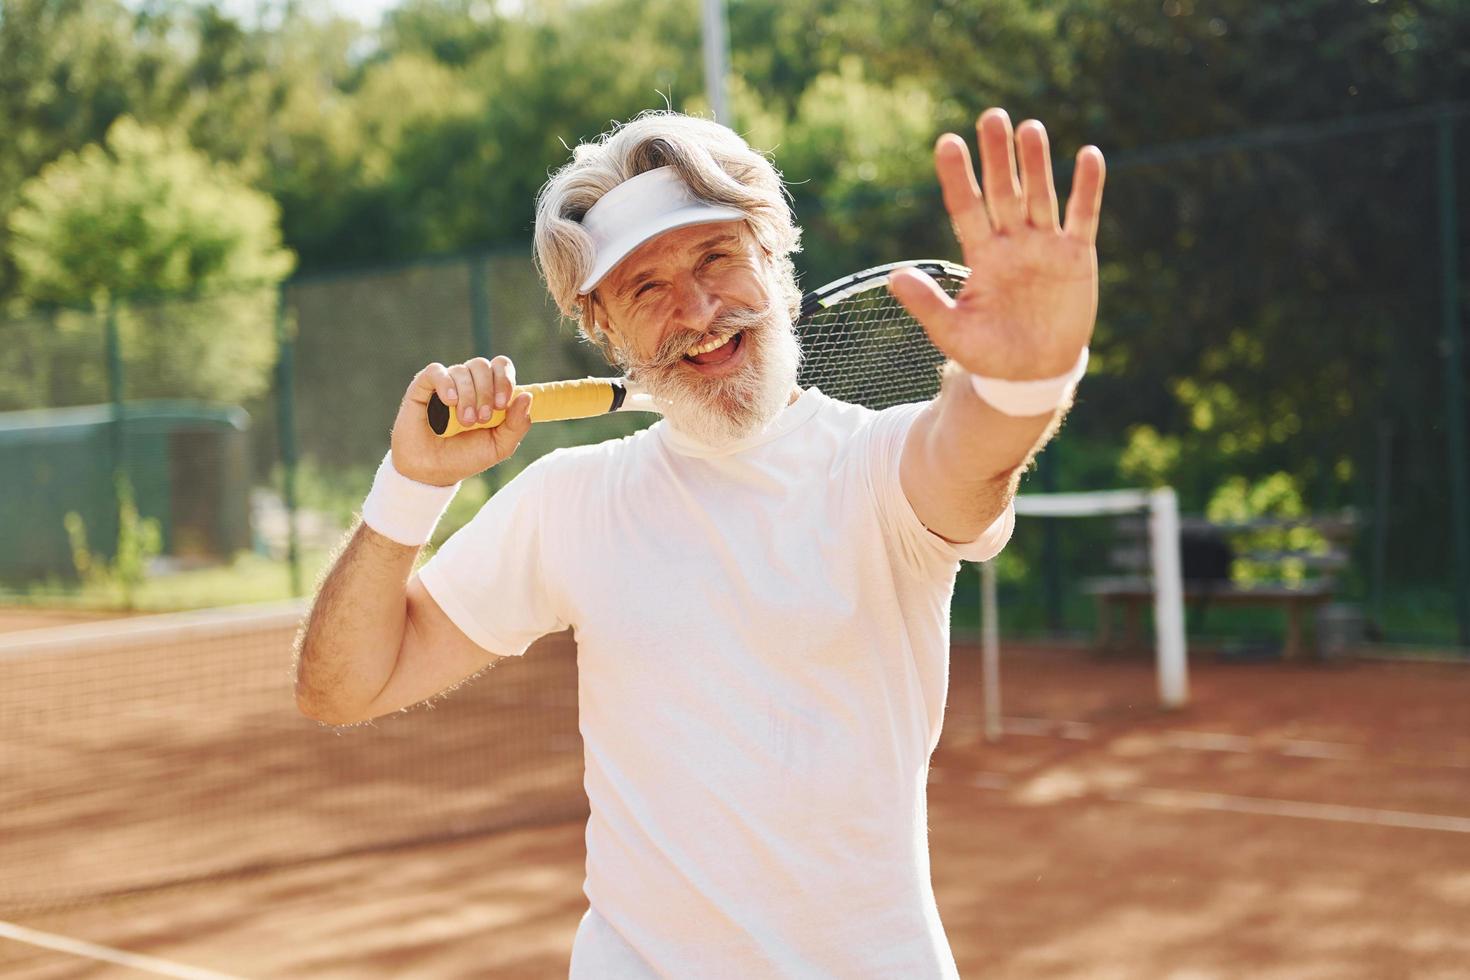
[380,0,506,66]
[0,0,185,297]
[5,117,295,404]
[788,0,1464,583]
[340,0,708,260]
[732,60,952,285]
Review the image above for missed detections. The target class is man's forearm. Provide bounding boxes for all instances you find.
[294,521,420,724]
[902,362,1070,542]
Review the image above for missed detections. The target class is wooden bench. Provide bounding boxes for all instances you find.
[1088,513,1357,661]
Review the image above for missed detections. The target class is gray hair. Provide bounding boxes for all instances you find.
[533,111,802,354]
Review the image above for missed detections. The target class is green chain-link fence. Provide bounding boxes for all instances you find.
[1,108,1466,649]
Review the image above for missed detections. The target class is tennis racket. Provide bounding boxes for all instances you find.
[426,259,969,436]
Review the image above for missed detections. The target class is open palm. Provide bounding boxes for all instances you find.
[889,108,1106,381]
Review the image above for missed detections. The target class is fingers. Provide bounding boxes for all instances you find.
[888,267,957,344]
[409,362,455,407]
[977,108,1025,233]
[393,358,529,486]
[1016,119,1060,231]
[409,357,522,431]
[500,391,533,440]
[962,109,1095,240]
[447,356,519,429]
[465,357,501,426]
[483,390,534,462]
[490,355,516,410]
[1063,145,1107,245]
[935,134,990,251]
[445,362,476,427]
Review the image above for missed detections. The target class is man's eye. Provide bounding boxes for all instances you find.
[703,252,727,265]
[635,282,660,297]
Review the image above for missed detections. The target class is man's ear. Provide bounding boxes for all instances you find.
[590,292,623,346]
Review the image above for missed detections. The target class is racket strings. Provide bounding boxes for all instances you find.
[796,273,965,411]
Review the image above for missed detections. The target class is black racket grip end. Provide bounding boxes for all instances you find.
[427,393,450,435]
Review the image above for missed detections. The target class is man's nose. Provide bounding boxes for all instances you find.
[669,278,721,335]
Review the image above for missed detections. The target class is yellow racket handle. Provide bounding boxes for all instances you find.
[428,378,621,437]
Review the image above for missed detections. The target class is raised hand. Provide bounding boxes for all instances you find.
[888,108,1105,382]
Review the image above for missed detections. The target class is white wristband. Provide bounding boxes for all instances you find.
[360,452,460,547]
[969,348,1089,417]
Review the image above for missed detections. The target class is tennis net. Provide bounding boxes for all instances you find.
[0,601,586,914]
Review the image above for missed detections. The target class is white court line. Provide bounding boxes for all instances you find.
[1017,721,1467,769]
[980,719,1470,774]
[937,768,1470,834]
[998,717,1057,738]
[0,921,244,980]
[1110,787,1470,835]
[1165,730,1254,753]
[1279,738,1365,760]
[1001,717,1096,740]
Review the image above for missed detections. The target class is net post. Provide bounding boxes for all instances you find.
[274,283,302,598]
[104,301,126,477]
[980,560,1002,742]
[1148,487,1188,708]
[701,0,731,124]
[1039,451,1063,633]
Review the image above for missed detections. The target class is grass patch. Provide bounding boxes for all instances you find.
[2,548,335,613]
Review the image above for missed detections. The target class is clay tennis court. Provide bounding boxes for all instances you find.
[2,606,1467,979]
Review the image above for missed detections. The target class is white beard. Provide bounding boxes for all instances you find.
[639,311,802,447]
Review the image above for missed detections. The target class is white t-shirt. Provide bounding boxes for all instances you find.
[419,387,1013,978]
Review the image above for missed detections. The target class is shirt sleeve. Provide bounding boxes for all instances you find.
[859,403,1016,573]
[417,457,567,656]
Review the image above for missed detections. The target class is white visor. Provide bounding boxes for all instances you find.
[576,166,746,295]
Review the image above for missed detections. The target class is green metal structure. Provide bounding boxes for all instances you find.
[0,402,251,581]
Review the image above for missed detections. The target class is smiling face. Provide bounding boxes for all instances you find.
[591,220,801,446]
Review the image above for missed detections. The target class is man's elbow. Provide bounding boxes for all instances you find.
[294,680,371,725]
[293,643,375,725]
[296,690,363,726]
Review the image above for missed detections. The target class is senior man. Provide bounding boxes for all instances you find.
[296,107,1104,977]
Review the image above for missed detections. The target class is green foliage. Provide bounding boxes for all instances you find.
[0,0,175,296]
[381,0,506,67]
[114,289,284,404]
[1207,471,1308,524]
[1118,425,1181,488]
[432,474,492,547]
[63,472,163,610]
[270,458,371,537]
[734,60,953,284]
[9,117,293,304]
[1206,472,1328,587]
[10,548,335,612]
[0,306,111,410]
[5,118,293,404]
[62,513,94,583]
[0,0,1465,603]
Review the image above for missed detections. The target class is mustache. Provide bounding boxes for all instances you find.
[630,303,779,374]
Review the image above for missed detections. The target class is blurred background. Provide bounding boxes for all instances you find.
[2,0,1466,650]
[1,1,1468,977]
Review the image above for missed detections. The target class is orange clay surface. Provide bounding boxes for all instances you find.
[3,634,1467,979]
